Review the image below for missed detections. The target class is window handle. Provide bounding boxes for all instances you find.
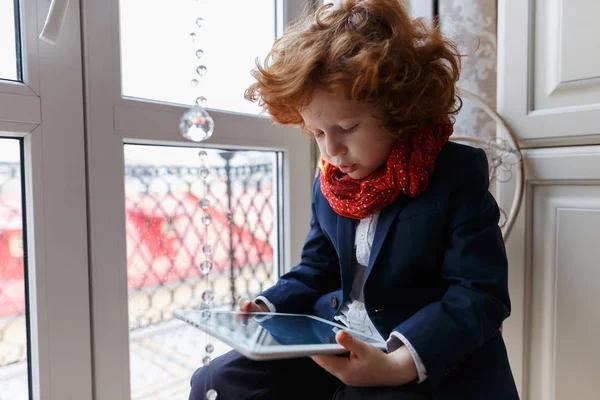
[39,0,71,45]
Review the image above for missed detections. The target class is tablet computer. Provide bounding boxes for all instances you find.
[173,309,387,361]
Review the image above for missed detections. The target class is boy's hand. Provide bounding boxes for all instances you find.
[238,298,270,313]
[236,298,270,325]
[310,330,418,387]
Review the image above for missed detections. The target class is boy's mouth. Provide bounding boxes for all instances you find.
[338,164,357,174]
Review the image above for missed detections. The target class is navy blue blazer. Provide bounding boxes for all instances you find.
[259,142,519,399]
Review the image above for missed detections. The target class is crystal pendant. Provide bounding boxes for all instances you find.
[200,198,210,209]
[196,49,204,59]
[196,65,208,77]
[200,167,210,179]
[200,260,213,274]
[195,96,208,106]
[202,356,211,366]
[203,244,212,255]
[201,309,211,319]
[205,343,214,353]
[202,289,214,303]
[180,106,214,142]
[202,214,211,225]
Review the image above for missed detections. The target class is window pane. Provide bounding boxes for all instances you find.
[124,144,280,399]
[120,0,276,115]
[0,0,20,81]
[0,138,29,399]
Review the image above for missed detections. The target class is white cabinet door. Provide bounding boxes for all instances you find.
[498,1,600,398]
[499,147,600,400]
[498,0,600,147]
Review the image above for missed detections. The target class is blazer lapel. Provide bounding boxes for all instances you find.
[336,214,355,299]
[367,195,408,269]
[335,194,408,298]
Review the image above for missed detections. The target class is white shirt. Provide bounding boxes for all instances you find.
[257,212,428,383]
[336,212,427,383]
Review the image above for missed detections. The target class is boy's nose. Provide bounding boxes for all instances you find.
[325,136,346,157]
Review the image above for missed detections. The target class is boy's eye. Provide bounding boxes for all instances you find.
[340,124,359,133]
[313,130,324,138]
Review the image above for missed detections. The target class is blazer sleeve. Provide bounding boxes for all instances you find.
[393,148,511,387]
[257,175,341,314]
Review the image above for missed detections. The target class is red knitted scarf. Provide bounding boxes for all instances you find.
[319,121,453,219]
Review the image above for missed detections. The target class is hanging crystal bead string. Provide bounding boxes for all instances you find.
[178,8,217,400]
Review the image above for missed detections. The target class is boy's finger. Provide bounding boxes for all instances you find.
[237,297,250,310]
[335,330,369,357]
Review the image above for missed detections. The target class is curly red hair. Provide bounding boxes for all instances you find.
[245,0,463,138]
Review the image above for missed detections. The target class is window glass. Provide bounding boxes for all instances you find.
[0,138,29,399]
[120,0,277,115]
[124,144,280,399]
[0,0,21,81]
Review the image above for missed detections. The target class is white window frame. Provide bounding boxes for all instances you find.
[81,0,316,398]
[0,0,92,399]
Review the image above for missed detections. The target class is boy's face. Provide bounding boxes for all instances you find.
[301,88,395,180]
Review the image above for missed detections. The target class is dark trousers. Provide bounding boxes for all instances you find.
[189,350,433,400]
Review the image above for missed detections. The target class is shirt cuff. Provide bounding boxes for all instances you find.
[387,331,428,384]
[249,296,276,323]
[253,296,276,313]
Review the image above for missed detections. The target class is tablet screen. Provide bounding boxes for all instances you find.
[173,309,386,355]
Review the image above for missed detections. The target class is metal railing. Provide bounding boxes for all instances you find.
[0,155,278,367]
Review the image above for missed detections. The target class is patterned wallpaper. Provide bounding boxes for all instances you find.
[439,0,498,140]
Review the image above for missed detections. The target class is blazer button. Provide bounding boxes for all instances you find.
[331,295,339,309]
